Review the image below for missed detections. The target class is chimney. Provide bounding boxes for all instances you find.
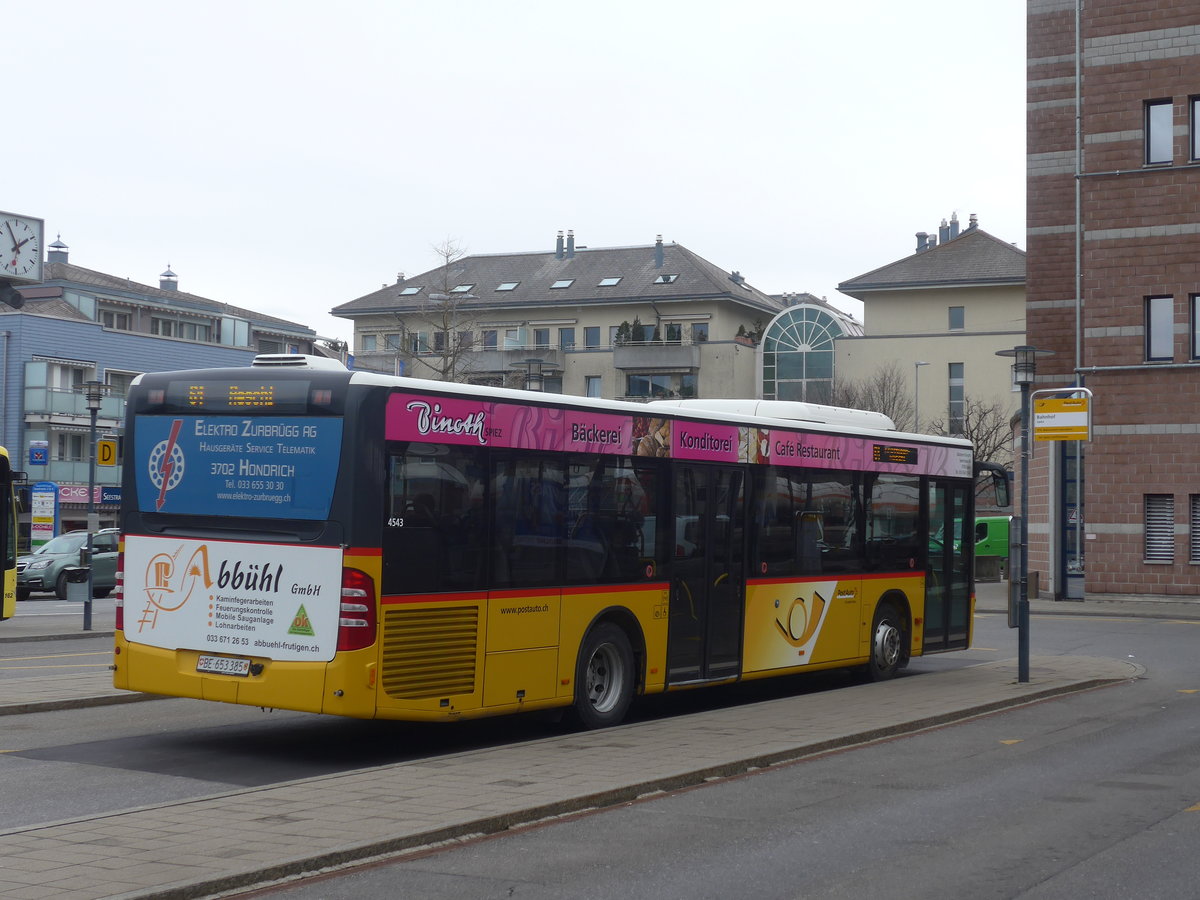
[938,218,950,244]
[397,271,405,284]
[968,213,979,230]
[48,235,69,264]
[555,230,565,260]
[915,232,929,252]
[949,212,960,239]
[159,266,178,291]
[654,234,664,268]
[729,270,744,285]
[566,229,575,258]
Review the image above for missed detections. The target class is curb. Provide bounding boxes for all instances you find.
[114,668,1139,900]
[0,692,161,716]
[0,629,116,645]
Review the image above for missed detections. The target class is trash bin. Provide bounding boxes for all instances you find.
[63,566,90,603]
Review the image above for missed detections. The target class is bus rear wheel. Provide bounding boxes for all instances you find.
[571,622,635,730]
[867,601,905,681]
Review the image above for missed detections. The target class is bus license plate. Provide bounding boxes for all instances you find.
[196,655,251,677]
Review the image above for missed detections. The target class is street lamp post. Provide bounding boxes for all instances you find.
[995,345,1049,684]
[82,380,105,632]
[913,361,929,432]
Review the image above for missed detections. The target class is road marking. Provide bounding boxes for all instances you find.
[1000,739,1023,745]
[1187,802,1200,813]
[0,651,110,662]
[1178,689,1199,694]
[0,663,112,671]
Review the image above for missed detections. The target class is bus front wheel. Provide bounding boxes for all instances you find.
[571,622,635,730]
[867,601,905,681]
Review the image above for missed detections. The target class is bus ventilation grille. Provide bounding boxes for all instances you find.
[381,605,478,699]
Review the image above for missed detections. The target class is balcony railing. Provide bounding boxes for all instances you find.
[23,387,126,419]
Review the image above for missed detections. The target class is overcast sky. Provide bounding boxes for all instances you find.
[10,1,1025,345]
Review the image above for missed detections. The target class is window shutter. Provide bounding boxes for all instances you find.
[1144,495,1174,562]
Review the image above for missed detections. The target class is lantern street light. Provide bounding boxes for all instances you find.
[995,345,1052,683]
[81,380,107,632]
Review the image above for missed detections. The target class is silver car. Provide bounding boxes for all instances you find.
[16,529,119,600]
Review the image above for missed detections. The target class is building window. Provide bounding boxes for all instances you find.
[1190,495,1200,563]
[104,370,137,398]
[948,363,965,434]
[532,328,550,349]
[361,334,377,352]
[496,282,519,292]
[1145,494,1175,562]
[382,333,401,350]
[550,279,574,289]
[948,306,964,331]
[451,283,475,293]
[663,323,682,344]
[151,316,210,341]
[1146,99,1173,164]
[598,277,621,287]
[653,274,679,285]
[585,376,601,397]
[691,323,709,343]
[410,332,429,354]
[99,306,131,330]
[1191,295,1200,359]
[483,329,498,350]
[433,331,446,352]
[559,327,575,350]
[542,375,563,394]
[626,373,695,399]
[1191,97,1200,161]
[1146,295,1174,361]
[584,326,600,349]
[55,433,86,462]
[399,286,421,296]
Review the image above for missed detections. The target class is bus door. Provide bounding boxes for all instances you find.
[925,479,971,651]
[667,464,745,682]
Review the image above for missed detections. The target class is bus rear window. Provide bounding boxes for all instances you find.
[133,414,343,520]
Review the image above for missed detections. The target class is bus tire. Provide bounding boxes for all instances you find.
[571,622,635,730]
[867,601,905,682]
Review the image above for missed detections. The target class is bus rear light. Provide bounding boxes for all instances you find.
[337,568,377,651]
[114,551,125,632]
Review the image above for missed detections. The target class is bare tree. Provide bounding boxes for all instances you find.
[390,238,486,383]
[928,397,1014,470]
[831,361,915,430]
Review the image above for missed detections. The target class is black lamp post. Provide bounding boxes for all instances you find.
[82,380,105,632]
[995,345,1050,683]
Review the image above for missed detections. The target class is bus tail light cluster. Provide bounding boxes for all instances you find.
[114,549,125,632]
[337,568,377,651]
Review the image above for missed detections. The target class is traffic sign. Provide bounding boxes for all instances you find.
[97,438,118,466]
[1033,394,1091,441]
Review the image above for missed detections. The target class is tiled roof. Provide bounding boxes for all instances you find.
[332,240,786,318]
[837,228,1026,297]
[41,262,316,336]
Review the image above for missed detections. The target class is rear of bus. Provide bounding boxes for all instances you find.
[1,447,17,621]
[113,360,388,716]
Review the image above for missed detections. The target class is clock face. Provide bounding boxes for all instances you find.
[1,214,43,281]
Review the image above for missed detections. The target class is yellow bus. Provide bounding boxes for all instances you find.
[114,356,1006,728]
[1,447,18,621]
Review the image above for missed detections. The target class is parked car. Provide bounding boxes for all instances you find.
[16,529,119,600]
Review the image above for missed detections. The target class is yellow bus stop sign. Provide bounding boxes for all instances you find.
[1034,396,1090,441]
[97,438,118,466]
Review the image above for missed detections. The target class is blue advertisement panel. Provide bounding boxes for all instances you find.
[134,415,343,520]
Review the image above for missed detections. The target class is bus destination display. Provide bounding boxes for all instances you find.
[166,380,311,413]
[872,443,919,465]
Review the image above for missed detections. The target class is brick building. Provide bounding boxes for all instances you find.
[1027,1,1200,597]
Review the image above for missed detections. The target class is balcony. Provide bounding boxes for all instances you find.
[24,387,126,420]
[612,341,700,371]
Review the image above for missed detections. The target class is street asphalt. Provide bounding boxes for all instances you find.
[0,580,1193,899]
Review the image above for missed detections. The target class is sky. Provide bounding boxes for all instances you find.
[8,1,1025,346]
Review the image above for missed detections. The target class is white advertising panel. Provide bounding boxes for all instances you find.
[122,535,343,662]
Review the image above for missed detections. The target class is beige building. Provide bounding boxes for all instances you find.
[834,216,1026,437]
[332,233,784,402]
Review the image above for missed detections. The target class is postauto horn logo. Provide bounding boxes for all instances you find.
[148,419,186,510]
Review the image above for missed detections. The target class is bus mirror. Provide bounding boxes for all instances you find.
[975,462,1011,509]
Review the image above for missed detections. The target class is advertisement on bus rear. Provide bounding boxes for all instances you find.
[133,415,343,519]
[122,535,343,661]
